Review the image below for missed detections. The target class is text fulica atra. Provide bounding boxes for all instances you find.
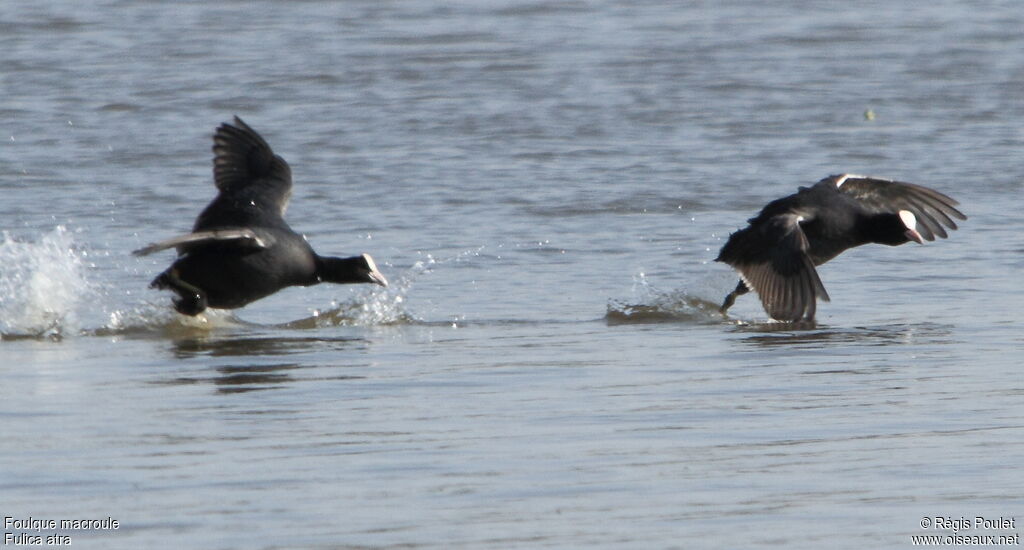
[716,174,965,322]
[134,116,388,315]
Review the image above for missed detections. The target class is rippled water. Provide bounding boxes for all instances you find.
[2,1,1023,548]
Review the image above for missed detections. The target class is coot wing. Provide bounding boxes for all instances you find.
[212,116,293,217]
[132,228,272,257]
[717,214,830,322]
[825,174,966,241]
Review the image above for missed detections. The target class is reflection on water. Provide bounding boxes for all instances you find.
[154,338,371,394]
[210,364,299,393]
[733,322,955,348]
[153,363,303,394]
[151,332,372,393]
[151,362,366,394]
[169,335,366,358]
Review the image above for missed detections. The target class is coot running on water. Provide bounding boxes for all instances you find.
[716,174,965,322]
[134,116,388,316]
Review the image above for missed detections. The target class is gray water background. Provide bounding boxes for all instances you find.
[2,1,1023,548]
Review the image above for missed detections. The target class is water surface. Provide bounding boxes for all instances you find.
[2,1,1022,548]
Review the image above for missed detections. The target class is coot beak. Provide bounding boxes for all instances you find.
[905,228,924,244]
[367,268,389,287]
[361,253,389,287]
[898,210,924,244]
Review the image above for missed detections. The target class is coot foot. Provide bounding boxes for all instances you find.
[719,280,750,316]
[151,270,208,316]
[172,294,207,316]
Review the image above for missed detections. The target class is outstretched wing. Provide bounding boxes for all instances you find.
[211,116,293,217]
[716,213,830,322]
[132,228,272,256]
[824,174,966,241]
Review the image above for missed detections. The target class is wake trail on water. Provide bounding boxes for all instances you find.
[4,229,732,337]
[1,227,479,339]
[605,271,727,325]
[277,250,480,329]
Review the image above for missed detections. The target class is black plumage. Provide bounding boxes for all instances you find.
[716,174,965,322]
[134,117,387,316]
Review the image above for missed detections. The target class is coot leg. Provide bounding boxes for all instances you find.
[151,269,208,316]
[719,280,750,315]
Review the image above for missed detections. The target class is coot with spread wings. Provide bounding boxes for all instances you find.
[134,117,387,316]
[716,174,965,322]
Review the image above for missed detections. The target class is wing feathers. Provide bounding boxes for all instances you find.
[210,116,293,217]
[132,228,270,256]
[829,175,965,242]
[718,214,827,322]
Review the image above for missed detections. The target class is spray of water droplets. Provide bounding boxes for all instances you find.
[285,247,485,329]
[605,271,724,324]
[0,226,95,338]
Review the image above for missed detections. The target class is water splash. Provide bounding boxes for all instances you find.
[0,226,95,339]
[282,248,483,329]
[1,237,485,336]
[98,301,248,337]
[605,271,724,325]
[104,250,460,334]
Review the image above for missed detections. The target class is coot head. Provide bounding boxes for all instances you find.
[318,253,389,287]
[899,210,924,244]
[869,209,924,246]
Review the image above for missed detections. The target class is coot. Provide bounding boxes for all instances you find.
[134,117,387,316]
[716,174,965,322]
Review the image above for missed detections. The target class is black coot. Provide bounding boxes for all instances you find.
[716,174,965,322]
[134,117,388,316]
